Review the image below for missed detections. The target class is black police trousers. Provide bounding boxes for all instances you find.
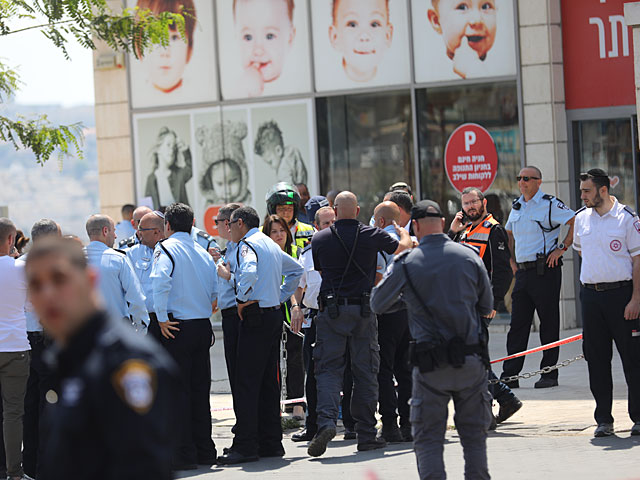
[377,309,412,428]
[303,321,355,434]
[502,265,561,381]
[231,308,283,456]
[581,284,640,424]
[0,332,52,478]
[161,319,216,466]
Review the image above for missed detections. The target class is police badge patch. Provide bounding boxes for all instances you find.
[556,201,569,210]
[112,359,157,415]
[240,245,250,257]
[634,220,640,234]
[153,249,162,263]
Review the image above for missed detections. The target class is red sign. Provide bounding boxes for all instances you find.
[562,0,635,109]
[203,205,221,237]
[444,123,498,194]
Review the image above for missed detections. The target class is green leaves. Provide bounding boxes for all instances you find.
[1,0,186,165]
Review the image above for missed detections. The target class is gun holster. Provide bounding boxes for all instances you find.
[321,294,339,319]
[360,292,371,318]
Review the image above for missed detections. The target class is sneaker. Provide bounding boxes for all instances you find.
[496,397,523,424]
[594,423,614,437]
[357,437,387,452]
[631,422,640,436]
[307,426,336,457]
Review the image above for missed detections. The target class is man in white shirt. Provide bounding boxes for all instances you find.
[0,218,31,480]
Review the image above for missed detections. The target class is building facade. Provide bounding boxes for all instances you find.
[93,0,639,329]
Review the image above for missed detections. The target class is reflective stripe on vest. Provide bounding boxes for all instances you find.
[460,214,499,258]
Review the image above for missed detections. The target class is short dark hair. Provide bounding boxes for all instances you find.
[231,206,260,230]
[461,187,485,201]
[121,204,135,216]
[218,203,242,221]
[387,191,414,214]
[0,218,17,243]
[25,237,87,271]
[523,165,543,179]
[580,168,610,191]
[164,203,193,233]
[31,219,59,241]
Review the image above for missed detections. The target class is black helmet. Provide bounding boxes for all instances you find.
[265,182,301,218]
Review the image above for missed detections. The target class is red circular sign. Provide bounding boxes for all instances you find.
[610,239,622,252]
[444,123,498,194]
[204,206,221,237]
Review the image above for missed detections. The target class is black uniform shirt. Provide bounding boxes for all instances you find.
[312,219,398,298]
[39,311,178,480]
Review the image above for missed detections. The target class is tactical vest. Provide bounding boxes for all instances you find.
[459,214,499,259]
[293,221,315,250]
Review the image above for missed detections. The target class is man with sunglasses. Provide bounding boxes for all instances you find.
[574,168,640,438]
[127,211,166,340]
[501,166,576,389]
[449,187,521,426]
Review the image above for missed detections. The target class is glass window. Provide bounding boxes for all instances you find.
[573,118,637,210]
[416,81,521,225]
[316,91,414,220]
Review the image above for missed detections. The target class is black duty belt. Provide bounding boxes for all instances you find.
[336,297,362,306]
[517,261,537,270]
[257,305,281,312]
[582,280,632,292]
[221,307,237,318]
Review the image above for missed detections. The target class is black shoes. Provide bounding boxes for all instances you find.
[343,426,357,440]
[400,424,413,442]
[259,446,285,458]
[495,397,523,424]
[357,437,387,452]
[534,377,559,389]
[501,378,519,389]
[292,429,316,442]
[631,422,640,436]
[171,463,197,471]
[307,427,337,457]
[594,423,614,437]
[216,449,259,465]
[489,415,497,431]
[380,425,404,443]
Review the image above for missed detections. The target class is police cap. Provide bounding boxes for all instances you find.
[411,200,445,220]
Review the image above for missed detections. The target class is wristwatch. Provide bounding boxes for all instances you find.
[558,242,568,252]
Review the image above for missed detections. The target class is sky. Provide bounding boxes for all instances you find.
[2,16,95,106]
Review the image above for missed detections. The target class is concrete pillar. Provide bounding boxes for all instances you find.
[518,0,576,328]
[92,0,134,221]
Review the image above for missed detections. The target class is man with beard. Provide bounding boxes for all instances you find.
[574,168,640,438]
[449,187,522,427]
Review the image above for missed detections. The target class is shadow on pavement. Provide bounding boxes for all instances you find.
[589,435,640,451]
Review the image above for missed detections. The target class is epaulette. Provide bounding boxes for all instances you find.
[113,248,127,256]
[118,235,136,249]
[623,206,637,217]
[196,229,214,242]
[542,194,555,201]
[393,250,411,262]
[511,198,521,210]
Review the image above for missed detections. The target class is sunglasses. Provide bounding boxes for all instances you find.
[516,176,540,182]
[138,227,159,232]
[579,172,608,181]
[214,218,229,225]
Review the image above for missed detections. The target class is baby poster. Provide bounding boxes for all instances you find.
[412,0,517,83]
[216,0,312,100]
[128,0,219,108]
[311,0,412,91]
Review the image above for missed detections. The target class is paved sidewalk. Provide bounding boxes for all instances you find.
[175,328,640,479]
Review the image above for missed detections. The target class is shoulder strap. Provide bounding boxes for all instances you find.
[236,239,259,268]
[158,241,175,277]
[624,206,638,217]
[330,224,368,279]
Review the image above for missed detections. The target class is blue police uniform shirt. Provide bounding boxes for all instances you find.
[234,227,303,307]
[114,220,135,247]
[217,241,239,310]
[376,225,399,275]
[192,227,220,252]
[85,241,149,327]
[126,243,155,313]
[505,189,576,262]
[150,231,218,323]
[21,253,42,332]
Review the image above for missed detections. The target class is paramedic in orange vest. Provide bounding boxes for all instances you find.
[448,186,522,428]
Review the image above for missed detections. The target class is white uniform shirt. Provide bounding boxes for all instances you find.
[573,200,640,284]
[0,256,30,352]
[299,245,321,311]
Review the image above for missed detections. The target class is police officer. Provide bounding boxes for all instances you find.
[150,203,218,470]
[449,187,522,426]
[85,215,149,332]
[308,191,412,457]
[372,201,413,443]
[210,203,243,403]
[117,205,152,250]
[25,237,178,480]
[371,200,493,480]
[126,211,166,340]
[216,206,303,465]
[502,166,576,388]
[192,224,220,252]
[266,182,315,250]
[573,168,640,437]
[114,203,136,244]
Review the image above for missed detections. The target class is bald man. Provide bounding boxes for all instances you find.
[85,214,149,332]
[127,211,166,340]
[308,192,412,457]
[373,202,413,443]
[118,206,153,250]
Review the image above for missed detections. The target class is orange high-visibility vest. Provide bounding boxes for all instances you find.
[459,214,499,259]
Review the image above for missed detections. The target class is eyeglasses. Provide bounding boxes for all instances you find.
[462,198,482,207]
[138,227,159,232]
[214,218,229,225]
[516,176,540,182]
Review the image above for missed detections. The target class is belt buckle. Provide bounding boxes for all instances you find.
[595,283,605,292]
